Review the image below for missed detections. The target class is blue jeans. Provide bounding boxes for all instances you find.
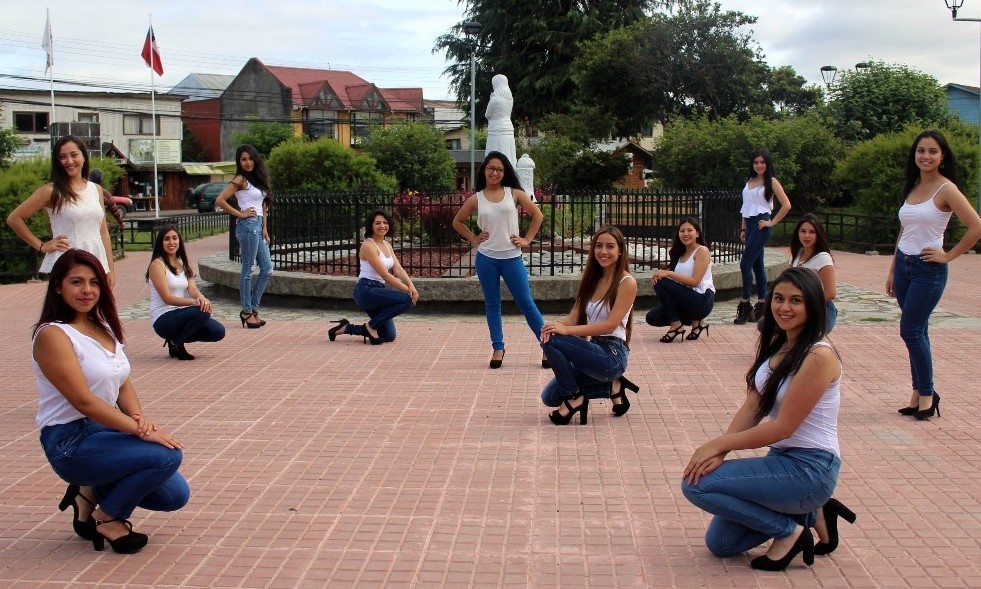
[350,278,413,342]
[740,213,771,300]
[235,216,273,312]
[152,307,226,346]
[40,418,189,520]
[682,447,840,557]
[475,252,544,351]
[825,301,838,334]
[541,335,629,405]
[893,252,948,396]
[646,280,715,326]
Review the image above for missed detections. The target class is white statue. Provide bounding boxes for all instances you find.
[484,74,517,169]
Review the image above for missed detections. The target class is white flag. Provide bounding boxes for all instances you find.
[42,14,53,73]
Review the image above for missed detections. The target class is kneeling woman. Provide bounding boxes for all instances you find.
[34,250,188,554]
[328,210,418,344]
[645,218,715,342]
[147,226,226,359]
[682,267,854,571]
[540,226,639,424]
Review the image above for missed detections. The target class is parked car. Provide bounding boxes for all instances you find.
[111,195,134,215]
[190,182,228,213]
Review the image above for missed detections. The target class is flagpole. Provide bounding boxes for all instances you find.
[149,14,160,218]
[45,9,55,123]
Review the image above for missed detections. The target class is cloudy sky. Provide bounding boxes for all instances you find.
[1,0,979,102]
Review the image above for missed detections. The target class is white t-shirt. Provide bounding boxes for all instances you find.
[149,258,191,324]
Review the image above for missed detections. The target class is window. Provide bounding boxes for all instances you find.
[77,112,99,123]
[13,112,49,133]
[445,139,461,150]
[123,114,160,135]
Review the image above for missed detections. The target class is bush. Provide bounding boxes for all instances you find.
[0,158,51,238]
[267,137,397,193]
[362,122,456,193]
[393,190,471,246]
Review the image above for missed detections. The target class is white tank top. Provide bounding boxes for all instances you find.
[235,180,266,217]
[40,181,110,273]
[359,239,394,282]
[674,246,715,294]
[476,187,521,259]
[740,182,772,218]
[897,183,953,255]
[584,275,633,340]
[149,258,190,324]
[33,322,129,429]
[757,342,840,457]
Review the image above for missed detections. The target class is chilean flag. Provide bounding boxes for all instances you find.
[141,26,163,76]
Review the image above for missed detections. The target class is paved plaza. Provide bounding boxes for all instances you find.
[1,233,980,588]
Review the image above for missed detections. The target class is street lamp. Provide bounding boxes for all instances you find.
[855,62,870,71]
[820,65,839,88]
[944,0,981,213]
[462,20,482,190]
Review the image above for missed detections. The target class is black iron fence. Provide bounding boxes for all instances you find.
[123,212,227,248]
[770,210,971,253]
[231,189,744,278]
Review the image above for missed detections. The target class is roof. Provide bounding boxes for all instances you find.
[0,87,183,102]
[259,61,424,112]
[945,83,980,96]
[170,73,235,100]
[594,139,654,157]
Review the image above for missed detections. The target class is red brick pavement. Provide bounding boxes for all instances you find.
[1,243,980,588]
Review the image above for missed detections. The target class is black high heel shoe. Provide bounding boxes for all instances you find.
[58,484,96,540]
[252,311,266,327]
[173,343,195,361]
[750,527,814,571]
[814,498,856,556]
[897,404,919,416]
[660,326,686,343]
[549,394,589,425]
[611,376,640,417]
[92,517,148,554]
[164,340,178,358]
[327,319,349,341]
[489,349,506,368]
[914,392,941,420]
[239,311,261,329]
[362,324,384,345]
[686,324,709,340]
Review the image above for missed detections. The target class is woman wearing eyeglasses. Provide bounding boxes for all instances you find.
[452,151,545,369]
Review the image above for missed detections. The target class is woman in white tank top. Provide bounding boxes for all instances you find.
[886,130,981,419]
[683,268,851,571]
[789,214,837,333]
[645,218,715,342]
[328,210,418,344]
[539,226,639,424]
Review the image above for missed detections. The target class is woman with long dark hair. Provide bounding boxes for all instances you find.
[328,210,418,344]
[790,214,838,333]
[887,130,981,419]
[216,144,274,329]
[452,151,545,369]
[645,218,715,342]
[7,135,116,288]
[540,226,639,423]
[32,250,188,554]
[734,149,791,325]
[682,267,852,571]
[146,226,225,360]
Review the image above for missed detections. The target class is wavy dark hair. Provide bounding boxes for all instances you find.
[33,249,124,343]
[903,129,959,199]
[363,209,396,240]
[747,267,829,420]
[48,136,90,213]
[475,151,522,192]
[234,144,273,205]
[668,217,709,269]
[145,225,193,281]
[790,213,833,265]
[746,148,775,201]
[573,225,633,343]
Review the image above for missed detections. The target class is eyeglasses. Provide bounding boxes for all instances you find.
[485,167,505,174]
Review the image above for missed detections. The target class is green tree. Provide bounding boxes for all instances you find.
[0,113,23,169]
[433,0,661,124]
[527,135,629,191]
[267,138,396,193]
[759,66,823,117]
[362,122,456,193]
[232,118,296,158]
[181,124,211,162]
[826,60,952,142]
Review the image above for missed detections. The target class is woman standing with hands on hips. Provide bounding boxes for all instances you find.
[888,130,981,420]
[6,135,116,288]
[734,149,791,325]
[452,151,545,369]
[216,145,273,329]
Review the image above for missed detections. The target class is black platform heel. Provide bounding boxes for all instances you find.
[914,392,940,420]
[611,376,640,417]
[362,324,384,345]
[327,319,350,341]
[173,343,195,361]
[489,349,506,368]
[660,326,686,343]
[164,340,178,358]
[549,394,588,425]
[686,324,710,340]
[252,311,266,327]
[814,498,857,555]
[58,484,96,540]
[92,518,149,554]
[239,311,261,329]
[750,527,814,571]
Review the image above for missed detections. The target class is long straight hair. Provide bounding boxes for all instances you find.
[747,148,775,201]
[475,150,521,192]
[33,249,124,343]
[574,225,633,342]
[789,213,833,264]
[235,144,272,204]
[902,129,959,199]
[668,217,708,269]
[747,267,828,420]
[49,136,90,213]
[146,225,193,280]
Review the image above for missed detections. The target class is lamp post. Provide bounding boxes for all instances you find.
[463,21,482,190]
[820,65,839,88]
[944,0,981,213]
